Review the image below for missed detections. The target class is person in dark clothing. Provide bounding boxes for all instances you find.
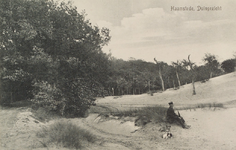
[166,102,190,129]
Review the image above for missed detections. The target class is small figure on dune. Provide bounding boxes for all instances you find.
[166,102,191,129]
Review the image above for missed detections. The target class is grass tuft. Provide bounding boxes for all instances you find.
[37,120,96,149]
[121,107,167,124]
[178,103,224,111]
[91,103,224,126]
[196,103,224,109]
[92,106,167,124]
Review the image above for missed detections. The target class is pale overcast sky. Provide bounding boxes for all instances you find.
[64,0,236,65]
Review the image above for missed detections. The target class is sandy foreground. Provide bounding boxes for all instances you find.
[1,107,236,150]
[0,72,236,150]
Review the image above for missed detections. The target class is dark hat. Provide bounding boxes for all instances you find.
[168,102,173,105]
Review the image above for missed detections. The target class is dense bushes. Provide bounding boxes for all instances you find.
[0,0,110,116]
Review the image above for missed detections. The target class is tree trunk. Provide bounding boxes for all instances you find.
[192,79,196,95]
[118,88,120,95]
[210,72,213,78]
[173,80,176,89]
[112,87,114,96]
[148,80,150,92]
[176,71,181,88]
[188,55,196,95]
[167,77,170,88]
[102,88,104,97]
[10,84,13,103]
[159,69,165,91]
[154,58,165,91]
[11,92,13,104]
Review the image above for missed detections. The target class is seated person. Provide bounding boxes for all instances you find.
[166,102,190,129]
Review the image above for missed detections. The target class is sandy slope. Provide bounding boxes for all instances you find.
[0,107,44,150]
[92,72,236,149]
[96,72,236,108]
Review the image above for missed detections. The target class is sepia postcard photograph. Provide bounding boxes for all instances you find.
[0,0,236,149]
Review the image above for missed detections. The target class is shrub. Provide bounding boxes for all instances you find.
[31,80,94,118]
[135,107,167,123]
[97,106,167,125]
[221,59,236,73]
[1,0,110,117]
[37,120,96,149]
[31,81,67,116]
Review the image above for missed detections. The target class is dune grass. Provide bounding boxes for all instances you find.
[90,105,167,124]
[130,106,167,124]
[90,102,224,125]
[111,106,167,122]
[196,103,224,108]
[179,103,224,111]
[31,107,60,122]
[37,120,96,149]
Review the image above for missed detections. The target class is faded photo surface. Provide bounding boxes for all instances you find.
[0,0,236,150]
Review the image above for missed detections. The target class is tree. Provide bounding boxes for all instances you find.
[182,55,196,95]
[172,60,182,88]
[154,58,166,91]
[106,58,160,95]
[234,52,236,71]
[0,0,111,116]
[164,65,177,89]
[203,53,220,78]
[195,65,209,81]
[221,59,236,73]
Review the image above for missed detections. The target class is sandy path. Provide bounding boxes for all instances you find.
[0,107,46,150]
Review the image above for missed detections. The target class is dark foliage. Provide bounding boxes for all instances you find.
[0,0,110,116]
[221,59,236,73]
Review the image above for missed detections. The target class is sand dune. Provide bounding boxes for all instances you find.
[1,72,235,149]
[96,72,236,108]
